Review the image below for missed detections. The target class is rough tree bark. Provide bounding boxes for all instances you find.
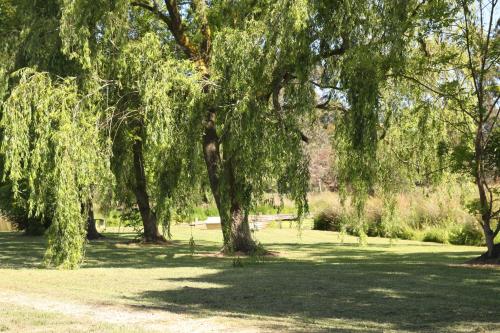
[226,159,256,253]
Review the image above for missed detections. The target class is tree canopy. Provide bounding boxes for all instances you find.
[0,0,498,267]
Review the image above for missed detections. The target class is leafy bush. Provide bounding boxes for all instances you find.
[121,208,144,238]
[422,228,449,244]
[313,208,345,231]
[387,224,415,240]
[281,188,483,247]
[449,222,484,246]
[365,208,384,237]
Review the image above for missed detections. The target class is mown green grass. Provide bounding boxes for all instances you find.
[0,226,499,333]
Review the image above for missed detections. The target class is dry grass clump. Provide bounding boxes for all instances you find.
[0,213,13,231]
[310,185,489,245]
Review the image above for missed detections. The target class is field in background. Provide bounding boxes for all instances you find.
[308,189,500,246]
[1,225,499,332]
[97,186,497,247]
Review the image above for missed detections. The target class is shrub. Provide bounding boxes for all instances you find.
[313,208,345,231]
[121,208,144,238]
[422,228,449,244]
[410,201,446,229]
[365,209,384,237]
[391,225,415,240]
[449,222,484,246]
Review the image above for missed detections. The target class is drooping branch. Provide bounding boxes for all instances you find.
[270,73,309,144]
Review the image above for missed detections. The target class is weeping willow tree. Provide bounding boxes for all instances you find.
[0,0,104,239]
[108,32,204,242]
[375,80,460,190]
[1,69,112,268]
[0,0,197,249]
[57,0,318,253]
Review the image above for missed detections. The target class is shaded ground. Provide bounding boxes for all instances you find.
[0,227,499,332]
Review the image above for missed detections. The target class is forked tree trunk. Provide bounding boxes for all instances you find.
[202,109,256,253]
[132,134,164,243]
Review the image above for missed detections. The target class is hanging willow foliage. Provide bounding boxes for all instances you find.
[1,0,464,260]
[57,0,316,251]
[111,32,204,235]
[1,68,112,268]
[208,3,314,217]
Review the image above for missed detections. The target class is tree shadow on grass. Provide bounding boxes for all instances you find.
[0,232,226,269]
[1,232,499,332]
[130,244,500,332]
[0,232,47,268]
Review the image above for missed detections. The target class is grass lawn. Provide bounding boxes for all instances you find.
[0,225,499,333]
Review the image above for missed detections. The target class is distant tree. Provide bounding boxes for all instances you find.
[403,0,499,257]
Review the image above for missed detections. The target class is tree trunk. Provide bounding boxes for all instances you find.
[473,122,496,257]
[85,200,102,240]
[483,224,497,258]
[132,134,164,243]
[225,157,256,253]
[229,202,255,253]
[202,109,230,244]
[202,109,256,253]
